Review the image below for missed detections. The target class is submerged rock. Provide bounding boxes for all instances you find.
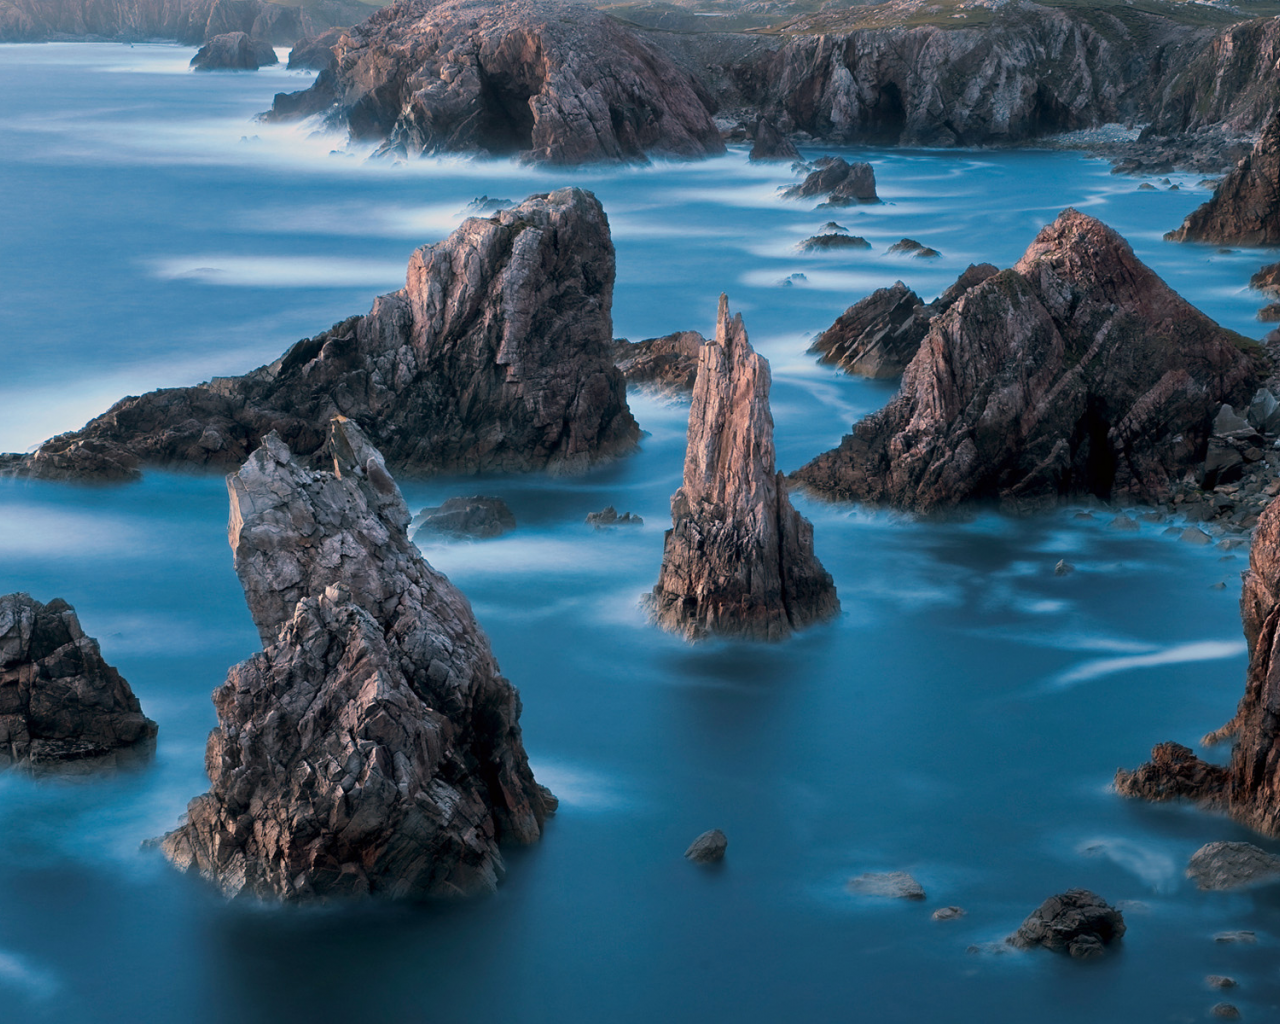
[159,420,553,900]
[190,31,277,69]
[1186,841,1280,891]
[684,829,727,863]
[585,506,642,528]
[1054,559,1075,575]
[1212,1004,1241,1020]
[1007,889,1125,958]
[933,905,966,920]
[781,157,878,205]
[749,118,800,162]
[647,296,839,642]
[887,238,940,258]
[848,871,925,900]
[0,594,156,766]
[1167,112,1280,246]
[412,496,516,539]
[797,233,870,252]
[3,189,639,482]
[792,210,1266,510]
[267,0,724,164]
[612,330,705,394]
[807,264,998,379]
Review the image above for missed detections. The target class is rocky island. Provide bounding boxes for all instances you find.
[160,418,553,900]
[647,296,839,641]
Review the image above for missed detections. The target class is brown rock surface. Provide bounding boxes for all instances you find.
[792,209,1266,510]
[613,330,706,393]
[647,296,839,641]
[1,188,639,482]
[1253,262,1280,298]
[159,419,553,901]
[1168,112,1280,246]
[190,30,278,70]
[268,0,725,164]
[0,594,156,766]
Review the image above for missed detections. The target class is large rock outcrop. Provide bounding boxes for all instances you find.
[792,209,1266,510]
[1117,493,1280,837]
[1007,890,1126,959]
[190,30,278,70]
[268,0,725,164]
[647,296,839,642]
[160,419,553,900]
[0,594,157,766]
[1167,112,1280,246]
[0,189,639,482]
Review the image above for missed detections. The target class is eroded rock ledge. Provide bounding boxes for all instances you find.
[647,296,839,642]
[792,209,1266,511]
[160,419,553,900]
[0,593,156,766]
[0,188,639,482]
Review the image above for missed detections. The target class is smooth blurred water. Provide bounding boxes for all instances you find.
[1,41,1279,1024]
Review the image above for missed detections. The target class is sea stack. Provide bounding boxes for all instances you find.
[793,209,1266,510]
[647,296,839,642]
[1117,493,1280,836]
[159,418,554,900]
[0,594,156,766]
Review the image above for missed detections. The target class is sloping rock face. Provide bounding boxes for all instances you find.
[0,594,156,766]
[792,209,1266,510]
[1117,494,1280,837]
[647,296,839,642]
[160,419,553,901]
[288,25,345,71]
[809,264,997,379]
[190,30,278,69]
[268,0,724,164]
[1167,112,1280,246]
[613,330,705,393]
[2,189,639,482]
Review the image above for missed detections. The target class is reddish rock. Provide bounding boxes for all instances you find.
[1253,262,1280,298]
[1168,112,1280,246]
[647,296,839,642]
[613,330,706,394]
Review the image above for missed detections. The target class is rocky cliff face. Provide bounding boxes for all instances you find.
[269,0,725,164]
[1167,112,1280,246]
[160,419,553,900]
[612,330,705,393]
[1,188,639,482]
[0,594,156,766]
[647,296,839,642]
[1116,493,1280,836]
[792,209,1266,511]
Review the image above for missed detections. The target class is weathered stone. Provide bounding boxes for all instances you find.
[1247,388,1280,435]
[1115,740,1228,799]
[933,905,966,920]
[585,506,642,527]
[797,233,870,252]
[1054,559,1075,575]
[1253,263,1280,299]
[1212,1004,1241,1020]
[848,871,925,900]
[190,30,277,69]
[287,26,345,71]
[782,157,878,204]
[412,496,516,540]
[887,238,940,258]
[647,296,839,642]
[1168,112,1280,246]
[612,330,705,394]
[1007,889,1126,957]
[684,828,727,863]
[0,594,157,767]
[749,118,800,162]
[1186,841,1280,891]
[2,189,639,482]
[158,419,552,901]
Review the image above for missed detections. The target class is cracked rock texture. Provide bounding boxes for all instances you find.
[647,295,839,642]
[0,188,639,482]
[159,418,553,901]
[1008,889,1126,958]
[613,330,705,393]
[1168,112,1280,246]
[792,209,1266,510]
[0,593,156,766]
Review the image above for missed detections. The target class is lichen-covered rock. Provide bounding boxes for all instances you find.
[1167,112,1280,246]
[412,497,516,540]
[159,419,553,901]
[647,296,839,642]
[782,157,878,204]
[612,330,706,394]
[0,594,156,766]
[3,188,639,482]
[268,0,724,164]
[1007,889,1126,958]
[190,31,278,70]
[792,210,1266,510]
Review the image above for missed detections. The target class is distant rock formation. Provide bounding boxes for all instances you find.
[268,0,725,165]
[613,330,705,393]
[781,157,878,204]
[1116,493,1280,837]
[585,505,642,527]
[413,496,516,540]
[1,189,639,482]
[749,118,800,162]
[190,31,278,70]
[1253,263,1280,298]
[647,296,839,641]
[160,419,554,901]
[1167,112,1280,246]
[287,26,345,70]
[1007,890,1125,959]
[809,264,997,379]
[792,210,1266,510]
[0,593,156,766]
[886,238,940,258]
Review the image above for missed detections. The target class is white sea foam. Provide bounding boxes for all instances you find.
[148,254,408,288]
[1048,638,1245,688]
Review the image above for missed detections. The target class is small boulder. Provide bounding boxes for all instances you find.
[1252,261,1280,298]
[191,32,278,71]
[685,829,727,863]
[1207,976,1238,989]
[1181,527,1214,546]
[933,906,966,920]
[1054,559,1075,576]
[1214,405,1256,440]
[781,157,878,205]
[797,234,871,252]
[847,871,926,900]
[1110,513,1140,531]
[1212,1004,1241,1020]
[1187,841,1280,890]
[1007,889,1125,958]
[412,496,516,539]
[887,238,942,258]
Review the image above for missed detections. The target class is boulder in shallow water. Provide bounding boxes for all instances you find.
[749,118,800,162]
[848,871,926,900]
[1186,841,1280,890]
[191,31,278,70]
[684,829,727,863]
[781,157,878,205]
[1007,889,1125,957]
[413,496,516,539]
[797,233,870,252]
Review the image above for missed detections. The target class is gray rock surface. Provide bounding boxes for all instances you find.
[1187,841,1280,890]
[782,157,878,204]
[159,419,553,901]
[848,871,926,900]
[684,828,727,863]
[190,30,278,70]
[1007,889,1126,958]
[749,118,800,161]
[412,496,516,540]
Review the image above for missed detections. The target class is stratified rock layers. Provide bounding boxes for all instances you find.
[2,188,639,482]
[793,209,1265,510]
[269,0,724,164]
[648,297,839,642]
[1168,112,1280,246]
[160,419,552,900]
[0,594,156,765]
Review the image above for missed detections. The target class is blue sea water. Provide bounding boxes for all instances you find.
[1,41,1279,1024]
